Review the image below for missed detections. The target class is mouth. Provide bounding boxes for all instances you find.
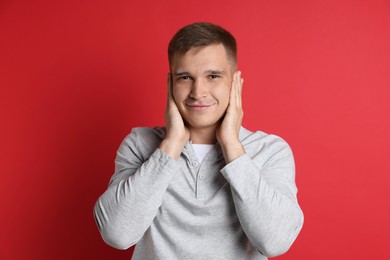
[185,103,214,111]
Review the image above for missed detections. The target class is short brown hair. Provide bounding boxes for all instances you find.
[168,22,237,68]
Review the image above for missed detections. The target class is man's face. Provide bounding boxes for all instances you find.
[170,44,235,130]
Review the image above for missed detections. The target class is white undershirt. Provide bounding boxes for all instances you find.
[192,144,214,163]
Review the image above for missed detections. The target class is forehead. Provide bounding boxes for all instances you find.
[171,44,234,71]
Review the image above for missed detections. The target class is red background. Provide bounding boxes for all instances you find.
[1,0,389,259]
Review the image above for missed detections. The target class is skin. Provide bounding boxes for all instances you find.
[159,44,244,163]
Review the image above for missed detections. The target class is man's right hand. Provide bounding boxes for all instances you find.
[159,73,190,159]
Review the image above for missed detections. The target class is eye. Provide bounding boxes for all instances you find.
[209,75,219,79]
[178,76,191,80]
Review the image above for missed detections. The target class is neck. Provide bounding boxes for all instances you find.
[188,125,217,144]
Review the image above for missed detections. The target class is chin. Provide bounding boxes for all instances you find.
[185,119,222,130]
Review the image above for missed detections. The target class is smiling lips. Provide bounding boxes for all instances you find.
[185,102,215,111]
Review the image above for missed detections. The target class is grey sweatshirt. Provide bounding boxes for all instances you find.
[94,126,304,260]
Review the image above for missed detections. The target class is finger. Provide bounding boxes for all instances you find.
[234,71,242,108]
[237,71,243,106]
[167,73,172,97]
[167,73,175,105]
[229,71,237,107]
[166,73,171,109]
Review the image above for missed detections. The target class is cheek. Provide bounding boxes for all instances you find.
[172,86,184,102]
[221,94,230,111]
[215,84,231,107]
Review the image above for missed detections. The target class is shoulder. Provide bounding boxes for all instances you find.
[127,126,166,141]
[119,126,166,157]
[240,126,291,148]
[239,126,293,165]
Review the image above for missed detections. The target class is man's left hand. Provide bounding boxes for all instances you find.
[216,70,245,163]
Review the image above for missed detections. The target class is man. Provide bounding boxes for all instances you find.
[94,22,303,260]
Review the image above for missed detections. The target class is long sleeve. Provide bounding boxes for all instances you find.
[93,128,179,250]
[220,134,304,257]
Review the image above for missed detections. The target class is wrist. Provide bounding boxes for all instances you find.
[159,137,187,160]
[220,141,245,163]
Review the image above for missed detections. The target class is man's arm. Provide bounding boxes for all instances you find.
[93,74,189,250]
[221,138,304,257]
[217,71,304,257]
[94,131,179,249]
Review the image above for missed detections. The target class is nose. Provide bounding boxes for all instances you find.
[189,79,206,99]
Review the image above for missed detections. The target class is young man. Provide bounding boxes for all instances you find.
[94,22,303,260]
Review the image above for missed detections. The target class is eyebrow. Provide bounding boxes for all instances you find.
[174,70,226,77]
[205,70,226,75]
[174,72,191,77]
